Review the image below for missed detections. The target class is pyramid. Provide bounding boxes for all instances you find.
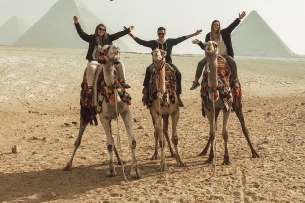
[232,10,294,58]
[0,16,30,45]
[14,0,131,51]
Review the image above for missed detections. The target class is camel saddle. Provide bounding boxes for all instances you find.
[145,63,177,107]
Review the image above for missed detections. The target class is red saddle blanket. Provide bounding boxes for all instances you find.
[148,63,177,106]
[200,56,242,100]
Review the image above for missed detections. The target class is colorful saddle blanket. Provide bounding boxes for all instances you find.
[200,56,242,100]
[148,63,177,106]
[96,69,132,105]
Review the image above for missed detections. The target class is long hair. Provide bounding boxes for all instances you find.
[210,20,221,43]
[95,24,109,46]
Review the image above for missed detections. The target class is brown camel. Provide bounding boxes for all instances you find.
[199,41,259,165]
[145,48,185,171]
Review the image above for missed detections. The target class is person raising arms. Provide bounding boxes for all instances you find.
[73,16,134,97]
[127,26,202,107]
[190,11,246,90]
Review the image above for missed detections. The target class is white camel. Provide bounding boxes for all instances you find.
[199,41,260,163]
[63,45,140,179]
[148,48,185,171]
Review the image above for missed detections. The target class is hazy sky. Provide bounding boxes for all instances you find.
[1,0,305,55]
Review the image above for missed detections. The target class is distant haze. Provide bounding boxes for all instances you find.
[1,0,305,56]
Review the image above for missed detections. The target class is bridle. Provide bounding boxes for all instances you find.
[103,45,120,62]
[152,49,166,72]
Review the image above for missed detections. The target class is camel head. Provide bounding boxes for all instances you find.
[98,45,120,62]
[151,48,166,63]
[204,41,218,61]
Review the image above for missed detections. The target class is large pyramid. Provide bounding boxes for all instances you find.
[0,16,29,45]
[232,10,294,58]
[14,0,131,51]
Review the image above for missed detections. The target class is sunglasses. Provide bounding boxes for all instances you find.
[158,33,165,36]
[98,28,106,31]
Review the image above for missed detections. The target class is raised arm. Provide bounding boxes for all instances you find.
[170,29,202,46]
[185,29,202,39]
[224,11,246,34]
[124,26,156,49]
[109,26,133,41]
[73,16,90,42]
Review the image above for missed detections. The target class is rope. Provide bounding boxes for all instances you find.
[114,89,129,182]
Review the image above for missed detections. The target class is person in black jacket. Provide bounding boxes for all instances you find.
[190,11,246,90]
[127,27,202,107]
[73,16,133,94]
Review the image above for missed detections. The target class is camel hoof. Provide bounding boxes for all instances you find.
[204,159,213,165]
[62,164,72,171]
[130,168,141,179]
[106,170,117,177]
[198,150,208,156]
[222,161,231,165]
[157,163,167,172]
[179,161,186,167]
[169,151,176,158]
[117,160,126,165]
[151,153,158,160]
[252,152,260,158]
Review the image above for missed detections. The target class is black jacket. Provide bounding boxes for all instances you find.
[198,18,240,58]
[75,23,130,61]
[134,36,187,63]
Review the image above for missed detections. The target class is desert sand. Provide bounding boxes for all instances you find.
[0,46,304,203]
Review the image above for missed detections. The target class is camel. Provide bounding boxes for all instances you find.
[199,41,259,165]
[146,48,185,171]
[63,45,140,179]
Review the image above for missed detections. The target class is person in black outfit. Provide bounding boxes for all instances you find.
[190,11,246,90]
[127,27,202,107]
[73,16,133,94]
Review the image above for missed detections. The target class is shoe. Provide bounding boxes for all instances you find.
[190,81,200,90]
[122,82,131,89]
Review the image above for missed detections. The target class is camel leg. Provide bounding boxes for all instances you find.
[171,111,185,166]
[222,109,231,165]
[198,108,220,156]
[120,110,141,179]
[152,111,166,171]
[233,101,260,158]
[204,107,216,164]
[99,117,116,177]
[63,118,89,171]
[163,114,176,158]
[109,124,123,165]
[150,112,159,160]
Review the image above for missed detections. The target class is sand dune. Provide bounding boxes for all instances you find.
[0,46,304,202]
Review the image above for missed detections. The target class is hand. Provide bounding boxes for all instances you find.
[238,11,246,20]
[194,29,202,36]
[128,25,134,32]
[192,39,200,44]
[73,16,79,24]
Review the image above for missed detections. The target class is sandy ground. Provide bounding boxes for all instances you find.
[0,46,305,203]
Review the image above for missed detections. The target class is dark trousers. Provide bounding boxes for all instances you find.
[195,55,238,80]
[143,62,182,94]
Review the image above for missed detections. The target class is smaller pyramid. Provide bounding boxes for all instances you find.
[232,10,294,57]
[0,16,29,45]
